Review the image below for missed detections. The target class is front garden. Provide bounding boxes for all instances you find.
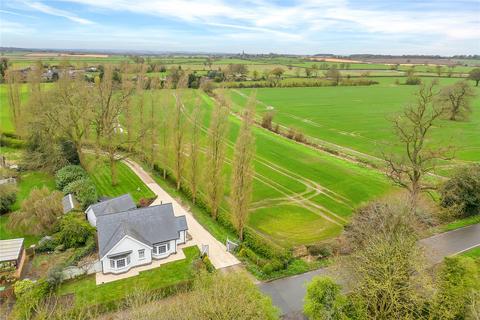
[57,246,200,309]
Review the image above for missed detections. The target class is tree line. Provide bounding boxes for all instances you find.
[5,62,256,241]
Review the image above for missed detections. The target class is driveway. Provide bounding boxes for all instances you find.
[261,223,480,317]
[123,159,240,270]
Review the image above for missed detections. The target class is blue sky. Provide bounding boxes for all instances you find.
[1,0,479,55]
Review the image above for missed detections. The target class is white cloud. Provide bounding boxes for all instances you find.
[26,1,94,24]
[0,9,37,19]
[0,19,33,35]
[56,0,478,41]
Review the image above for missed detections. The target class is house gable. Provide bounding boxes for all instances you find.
[102,235,152,260]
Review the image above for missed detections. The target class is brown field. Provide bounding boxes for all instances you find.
[363,57,457,66]
[309,57,363,63]
[25,53,110,58]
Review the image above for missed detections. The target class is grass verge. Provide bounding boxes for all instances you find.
[438,215,480,233]
[460,246,480,259]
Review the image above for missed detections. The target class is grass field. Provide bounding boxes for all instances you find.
[230,78,480,164]
[2,60,477,248]
[83,154,155,203]
[57,246,199,307]
[137,89,392,247]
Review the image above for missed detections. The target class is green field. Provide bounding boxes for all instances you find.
[137,89,391,247]
[230,78,480,164]
[2,54,478,248]
[84,155,155,203]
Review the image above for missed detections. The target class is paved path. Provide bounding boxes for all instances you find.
[123,159,240,270]
[261,223,480,317]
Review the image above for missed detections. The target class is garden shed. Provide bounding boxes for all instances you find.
[0,238,25,277]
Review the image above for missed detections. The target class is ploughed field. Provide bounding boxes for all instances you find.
[230,77,480,166]
[133,90,392,247]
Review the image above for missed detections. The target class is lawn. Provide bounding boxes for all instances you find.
[0,170,55,247]
[83,154,155,203]
[230,79,480,163]
[57,246,200,307]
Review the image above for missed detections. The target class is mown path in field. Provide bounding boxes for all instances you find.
[231,89,451,182]
[175,92,350,227]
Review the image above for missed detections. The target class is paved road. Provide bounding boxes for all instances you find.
[420,223,480,264]
[261,223,480,317]
[123,159,240,270]
[259,268,331,318]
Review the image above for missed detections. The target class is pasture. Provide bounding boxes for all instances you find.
[230,77,480,165]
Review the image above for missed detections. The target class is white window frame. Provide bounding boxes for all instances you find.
[153,242,170,255]
[109,254,131,269]
[138,249,145,259]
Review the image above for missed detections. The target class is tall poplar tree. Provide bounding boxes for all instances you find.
[206,92,230,219]
[231,94,256,240]
[189,98,202,204]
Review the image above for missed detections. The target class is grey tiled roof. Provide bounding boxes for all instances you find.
[62,194,77,214]
[97,203,188,258]
[86,194,136,217]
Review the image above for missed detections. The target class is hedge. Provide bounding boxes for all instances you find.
[64,178,98,210]
[55,165,88,191]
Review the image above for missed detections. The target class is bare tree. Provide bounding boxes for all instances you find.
[438,81,475,121]
[43,69,94,165]
[93,65,138,185]
[261,111,275,130]
[383,82,450,204]
[5,70,22,134]
[171,91,186,190]
[342,197,431,319]
[158,92,172,179]
[435,65,443,77]
[147,91,158,168]
[231,94,256,241]
[135,64,148,158]
[206,92,230,219]
[189,98,202,204]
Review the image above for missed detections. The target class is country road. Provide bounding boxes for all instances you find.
[260,223,480,317]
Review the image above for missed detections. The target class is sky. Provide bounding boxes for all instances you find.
[1,0,479,55]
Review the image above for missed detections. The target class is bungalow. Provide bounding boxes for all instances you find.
[97,203,188,274]
[85,194,136,227]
